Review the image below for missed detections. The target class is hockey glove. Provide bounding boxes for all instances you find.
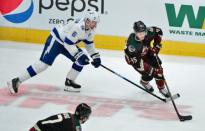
[91,53,101,68]
[150,43,162,54]
[74,51,90,65]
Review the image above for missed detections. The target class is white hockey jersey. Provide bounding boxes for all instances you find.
[50,18,98,57]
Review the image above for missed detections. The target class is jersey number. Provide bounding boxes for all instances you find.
[130,57,138,64]
[42,115,63,124]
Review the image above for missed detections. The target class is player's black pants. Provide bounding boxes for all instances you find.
[132,55,164,82]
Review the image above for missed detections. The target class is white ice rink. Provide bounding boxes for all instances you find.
[0,40,205,131]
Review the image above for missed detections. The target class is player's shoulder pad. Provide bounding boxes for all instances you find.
[147,26,163,36]
[73,21,85,33]
[129,33,135,37]
[127,33,135,42]
[77,20,86,31]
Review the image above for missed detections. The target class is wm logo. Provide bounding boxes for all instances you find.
[165,3,205,29]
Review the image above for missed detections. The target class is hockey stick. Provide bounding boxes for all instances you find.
[154,54,192,121]
[100,64,179,103]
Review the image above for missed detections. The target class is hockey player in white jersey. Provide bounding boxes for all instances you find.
[7,10,101,93]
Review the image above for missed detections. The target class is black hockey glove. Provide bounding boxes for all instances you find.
[91,53,101,68]
[74,51,90,65]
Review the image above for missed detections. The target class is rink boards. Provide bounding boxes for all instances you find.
[0,0,205,57]
[0,26,205,57]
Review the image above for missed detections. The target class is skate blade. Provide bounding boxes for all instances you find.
[7,82,15,94]
[165,93,180,102]
[64,86,80,93]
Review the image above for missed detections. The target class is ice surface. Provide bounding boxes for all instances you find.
[0,41,205,131]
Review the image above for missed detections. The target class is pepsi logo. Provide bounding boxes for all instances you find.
[0,0,34,23]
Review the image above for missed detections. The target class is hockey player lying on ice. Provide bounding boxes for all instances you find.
[29,103,91,131]
[7,10,101,93]
[124,21,170,98]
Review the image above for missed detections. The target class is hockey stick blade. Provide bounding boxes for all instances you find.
[165,93,180,103]
[179,115,192,122]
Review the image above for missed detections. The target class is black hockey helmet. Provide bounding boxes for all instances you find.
[133,21,147,32]
[75,103,92,119]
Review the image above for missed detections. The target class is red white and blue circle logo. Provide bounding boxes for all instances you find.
[0,0,34,23]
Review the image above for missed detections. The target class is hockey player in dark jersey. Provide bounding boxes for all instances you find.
[124,21,170,98]
[29,103,91,131]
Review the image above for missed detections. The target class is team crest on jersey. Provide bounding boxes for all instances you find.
[128,45,136,52]
[72,31,78,37]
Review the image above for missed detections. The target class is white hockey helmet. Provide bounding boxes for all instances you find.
[84,10,100,23]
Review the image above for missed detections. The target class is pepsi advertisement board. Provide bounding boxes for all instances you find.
[0,0,105,29]
[0,0,205,44]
